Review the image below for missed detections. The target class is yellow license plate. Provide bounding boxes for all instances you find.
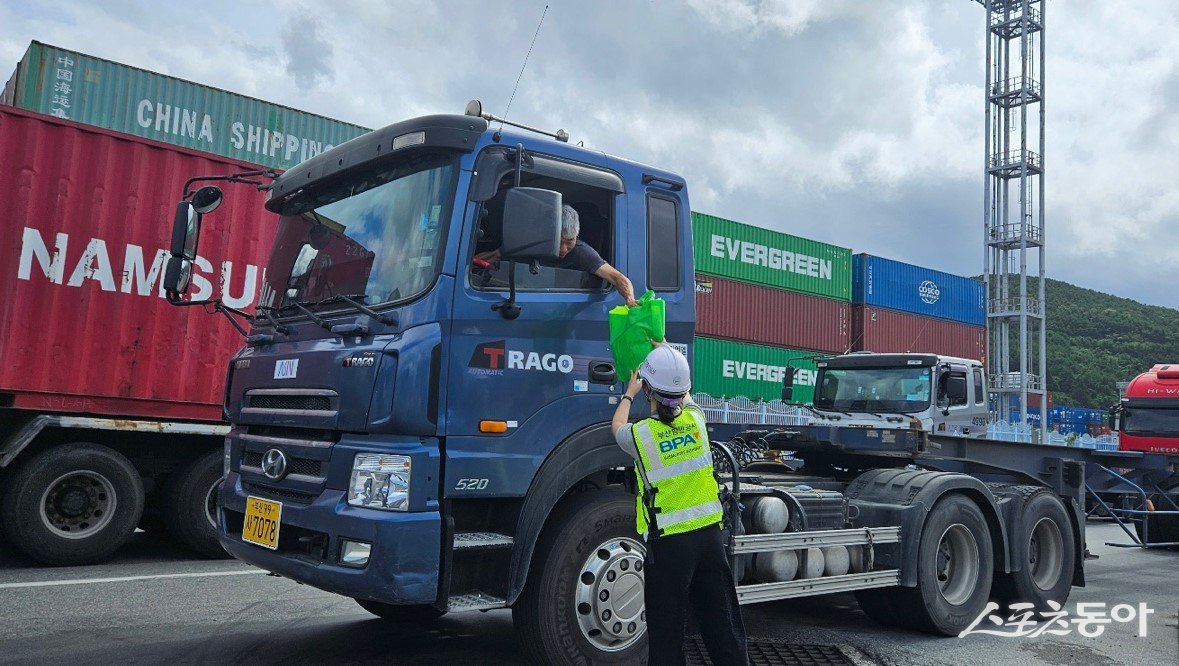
[243,496,282,550]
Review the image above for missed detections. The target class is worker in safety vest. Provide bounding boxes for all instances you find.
[611,342,748,666]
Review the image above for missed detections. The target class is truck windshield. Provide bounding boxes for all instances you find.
[1122,407,1179,437]
[814,367,932,413]
[260,152,456,311]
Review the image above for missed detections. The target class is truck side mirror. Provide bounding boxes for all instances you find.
[500,187,561,261]
[164,201,201,296]
[191,185,223,215]
[781,367,797,402]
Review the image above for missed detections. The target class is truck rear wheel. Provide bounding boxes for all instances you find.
[355,598,446,622]
[163,450,230,558]
[513,487,647,665]
[993,492,1075,609]
[893,494,993,635]
[0,443,143,566]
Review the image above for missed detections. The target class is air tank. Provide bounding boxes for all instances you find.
[752,549,798,582]
[822,546,850,577]
[800,547,825,579]
[746,496,790,534]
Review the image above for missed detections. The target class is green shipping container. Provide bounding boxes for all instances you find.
[2,41,371,170]
[691,336,827,404]
[692,211,851,301]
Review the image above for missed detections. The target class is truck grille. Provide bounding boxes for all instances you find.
[243,389,338,414]
[242,451,324,477]
[242,481,318,505]
[249,395,332,411]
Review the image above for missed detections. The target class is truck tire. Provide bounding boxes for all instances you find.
[355,598,446,622]
[513,487,647,665]
[993,492,1075,610]
[163,450,230,558]
[892,494,993,635]
[0,442,143,566]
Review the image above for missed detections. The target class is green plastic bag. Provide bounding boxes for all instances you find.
[609,290,666,380]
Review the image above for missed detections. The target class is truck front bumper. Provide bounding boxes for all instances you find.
[218,472,441,605]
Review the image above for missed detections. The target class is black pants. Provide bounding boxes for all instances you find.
[644,525,748,666]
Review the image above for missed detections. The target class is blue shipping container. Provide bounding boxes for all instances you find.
[853,254,985,325]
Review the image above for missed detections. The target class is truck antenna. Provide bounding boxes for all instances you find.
[502,4,548,125]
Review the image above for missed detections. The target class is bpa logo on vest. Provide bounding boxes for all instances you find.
[659,433,698,454]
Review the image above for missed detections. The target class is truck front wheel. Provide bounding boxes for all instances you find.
[0,442,143,566]
[893,494,994,635]
[514,487,647,665]
[164,450,230,558]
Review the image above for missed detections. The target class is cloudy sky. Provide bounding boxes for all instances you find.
[3,1,1178,308]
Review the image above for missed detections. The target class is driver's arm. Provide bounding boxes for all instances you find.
[594,262,637,306]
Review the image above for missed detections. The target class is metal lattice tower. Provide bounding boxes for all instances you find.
[977,0,1047,440]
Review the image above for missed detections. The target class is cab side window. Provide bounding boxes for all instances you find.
[470,172,616,293]
[973,368,985,405]
[947,372,966,407]
[647,194,680,292]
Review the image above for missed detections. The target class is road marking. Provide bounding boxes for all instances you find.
[0,569,269,589]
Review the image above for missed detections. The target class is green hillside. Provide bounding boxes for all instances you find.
[1044,278,1179,409]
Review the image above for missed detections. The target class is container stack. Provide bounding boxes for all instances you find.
[1048,406,1109,436]
[2,41,370,170]
[691,212,852,403]
[851,254,985,361]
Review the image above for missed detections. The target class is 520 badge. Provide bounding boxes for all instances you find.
[454,478,490,491]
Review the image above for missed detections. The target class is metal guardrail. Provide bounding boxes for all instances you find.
[695,393,812,426]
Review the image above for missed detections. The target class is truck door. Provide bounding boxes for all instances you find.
[937,365,975,435]
[444,147,629,497]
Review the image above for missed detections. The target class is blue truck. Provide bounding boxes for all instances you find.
[161,102,1179,664]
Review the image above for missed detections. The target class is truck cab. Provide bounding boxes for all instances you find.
[164,106,695,662]
[1112,364,1179,454]
[806,352,990,437]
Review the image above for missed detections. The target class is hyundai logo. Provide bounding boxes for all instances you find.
[262,448,288,481]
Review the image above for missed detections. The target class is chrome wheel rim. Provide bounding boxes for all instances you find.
[935,523,979,606]
[1029,517,1063,590]
[575,537,647,652]
[40,470,117,539]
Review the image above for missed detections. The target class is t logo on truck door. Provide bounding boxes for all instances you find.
[262,448,288,480]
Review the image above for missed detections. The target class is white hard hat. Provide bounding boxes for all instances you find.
[638,345,691,395]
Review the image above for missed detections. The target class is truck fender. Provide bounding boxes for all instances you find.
[845,468,1009,588]
[988,483,1086,587]
[505,422,632,605]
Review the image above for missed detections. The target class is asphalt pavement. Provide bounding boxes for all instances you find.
[0,523,1175,665]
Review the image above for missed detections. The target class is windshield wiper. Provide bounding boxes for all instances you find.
[253,306,292,336]
[315,293,396,326]
[290,301,333,331]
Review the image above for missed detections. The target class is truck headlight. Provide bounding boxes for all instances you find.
[348,454,411,511]
[223,440,232,476]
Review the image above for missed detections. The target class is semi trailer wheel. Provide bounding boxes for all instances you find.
[513,487,647,665]
[0,443,143,566]
[164,450,230,558]
[893,494,993,635]
[355,599,446,622]
[993,492,1075,610]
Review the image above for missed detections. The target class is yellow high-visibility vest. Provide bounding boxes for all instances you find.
[631,408,723,538]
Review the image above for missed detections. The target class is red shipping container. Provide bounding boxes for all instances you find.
[695,274,850,354]
[0,107,276,421]
[851,305,985,361]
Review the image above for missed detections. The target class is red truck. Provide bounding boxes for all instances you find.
[0,106,275,564]
[1113,364,1179,455]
